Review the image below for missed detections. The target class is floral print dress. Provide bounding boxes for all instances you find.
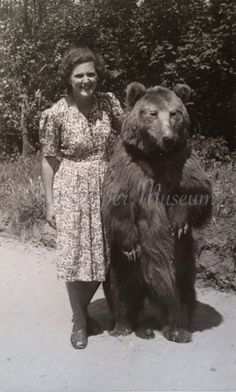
[40,92,123,281]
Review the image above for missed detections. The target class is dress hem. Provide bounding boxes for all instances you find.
[57,275,107,283]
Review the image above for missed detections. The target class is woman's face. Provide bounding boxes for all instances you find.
[69,61,98,99]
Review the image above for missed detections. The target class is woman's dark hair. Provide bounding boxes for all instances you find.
[58,47,105,91]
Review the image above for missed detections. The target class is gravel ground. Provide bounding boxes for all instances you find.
[0,236,236,392]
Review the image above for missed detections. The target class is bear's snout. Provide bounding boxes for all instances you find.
[162,134,176,150]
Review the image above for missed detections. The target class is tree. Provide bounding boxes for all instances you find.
[0,0,235,155]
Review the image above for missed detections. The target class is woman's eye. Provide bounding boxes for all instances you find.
[74,73,96,78]
[150,111,158,117]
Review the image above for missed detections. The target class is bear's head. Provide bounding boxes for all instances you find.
[122,82,191,154]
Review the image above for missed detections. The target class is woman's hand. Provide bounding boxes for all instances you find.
[46,205,57,230]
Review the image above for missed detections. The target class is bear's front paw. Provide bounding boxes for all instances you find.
[174,223,189,240]
[119,228,141,262]
[122,244,142,262]
[168,206,189,239]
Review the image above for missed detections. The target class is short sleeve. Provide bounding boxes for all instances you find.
[39,108,61,157]
[106,93,124,134]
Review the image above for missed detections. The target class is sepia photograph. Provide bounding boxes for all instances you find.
[0,0,235,391]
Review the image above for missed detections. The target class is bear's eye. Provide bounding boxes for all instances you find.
[150,111,158,118]
[170,110,183,121]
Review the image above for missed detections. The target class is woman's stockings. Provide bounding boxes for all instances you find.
[66,281,100,331]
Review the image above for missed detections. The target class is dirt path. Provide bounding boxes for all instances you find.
[0,236,236,392]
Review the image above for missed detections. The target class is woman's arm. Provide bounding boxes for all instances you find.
[106,92,124,134]
[39,104,62,229]
[41,156,58,229]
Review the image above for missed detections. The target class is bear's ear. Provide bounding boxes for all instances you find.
[173,84,191,103]
[126,82,146,108]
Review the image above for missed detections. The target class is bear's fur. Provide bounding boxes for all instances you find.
[102,83,212,343]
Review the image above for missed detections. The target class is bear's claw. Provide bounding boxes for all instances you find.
[172,223,189,239]
[177,223,189,239]
[109,327,132,337]
[122,245,141,262]
[135,327,155,340]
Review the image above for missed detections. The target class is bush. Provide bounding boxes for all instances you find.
[0,153,45,240]
[190,134,232,168]
[191,135,236,290]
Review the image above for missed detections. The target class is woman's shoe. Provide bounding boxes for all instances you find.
[70,327,88,349]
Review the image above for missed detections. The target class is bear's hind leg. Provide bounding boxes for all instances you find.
[161,234,196,343]
[162,315,192,343]
[110,293,144,337]
[106,262,145,337]
[147,284,192,343]
[174,232,197,335]
[159,295,192,343]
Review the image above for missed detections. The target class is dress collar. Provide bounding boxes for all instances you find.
[65,93,98,113]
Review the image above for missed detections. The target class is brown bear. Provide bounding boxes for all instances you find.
[102,82,212,343]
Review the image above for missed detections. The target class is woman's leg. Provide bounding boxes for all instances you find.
[81,281,102,334]
[81,281,101,312]
[66,281,86,327]
[66,281,88,349]
[66,281,101,321]
[66,281,86,332]
[66,281,101,336]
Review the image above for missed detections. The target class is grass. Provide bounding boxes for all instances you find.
[190,135,236,289]
[196,159,236,290]
[0,153,46,241]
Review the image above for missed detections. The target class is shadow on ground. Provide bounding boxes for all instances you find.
[192,300,223,332]
[88,297,223,336]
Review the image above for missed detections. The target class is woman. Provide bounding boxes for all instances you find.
[40,47,123,349]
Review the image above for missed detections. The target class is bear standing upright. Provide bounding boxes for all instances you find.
[102,83,212,343]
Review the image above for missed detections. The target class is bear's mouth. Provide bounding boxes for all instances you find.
[162,138,176,151]
[145,135,177,154]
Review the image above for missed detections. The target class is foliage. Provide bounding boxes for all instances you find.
[0,152,45,239]
[0,0,235,154]
[190,134,232,169]
[188,134,236,290]
[196,156,235,290]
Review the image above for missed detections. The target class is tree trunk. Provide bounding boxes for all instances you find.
[19,93,32,156]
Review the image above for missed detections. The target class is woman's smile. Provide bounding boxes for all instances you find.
[69,61,98,99]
